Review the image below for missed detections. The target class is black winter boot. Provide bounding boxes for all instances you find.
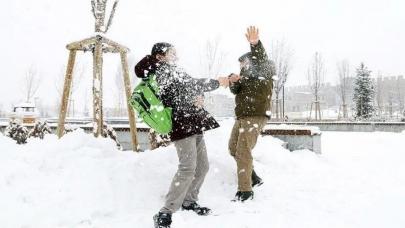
[182,202,211,216]
[232,191,254,202]
[153,212,172,228]
[252,169,264,188]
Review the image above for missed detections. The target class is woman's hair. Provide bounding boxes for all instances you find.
[134,55,159,79]
[151,42,174,57]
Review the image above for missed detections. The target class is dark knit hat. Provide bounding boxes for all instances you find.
[151,42,174,56]
[238,52,252,62]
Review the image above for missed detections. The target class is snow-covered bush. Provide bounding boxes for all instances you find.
[149,129,171,150]
[28,120,52,139]
[5,120,29,144]
[64,125,75,135]
[102,123,122,150]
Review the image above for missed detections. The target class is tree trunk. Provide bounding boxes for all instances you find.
[275,93,280,120]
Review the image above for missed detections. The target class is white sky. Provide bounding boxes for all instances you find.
[0,0,404,110]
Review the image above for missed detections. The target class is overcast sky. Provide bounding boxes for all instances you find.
[0,0,404,110]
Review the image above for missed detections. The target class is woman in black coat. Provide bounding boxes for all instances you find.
[135,42,229,228]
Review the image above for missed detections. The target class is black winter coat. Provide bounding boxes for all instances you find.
[135,55,220,141]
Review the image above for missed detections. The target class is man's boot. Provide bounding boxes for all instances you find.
[252,169,264,187]
[232,191,254,202]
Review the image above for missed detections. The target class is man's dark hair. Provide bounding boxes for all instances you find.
[151,42,174,57]
[238,52,252,62]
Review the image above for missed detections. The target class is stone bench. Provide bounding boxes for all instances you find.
[2,122,322,153]
[261,125,322,154]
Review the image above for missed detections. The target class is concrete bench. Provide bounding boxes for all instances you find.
[2,122,322,153]
[261,125,322,154]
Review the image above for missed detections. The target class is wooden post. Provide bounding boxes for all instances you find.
[342,104,345,119]
[338,105,342,120]
[93,37,104,137]
[57,50,77,138]
[315,101,318,120]
[120,51,139,151]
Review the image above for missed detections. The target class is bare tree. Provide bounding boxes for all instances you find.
[388,93,394,118]
[55,62,85,116]
[395,77,404,117]
[22,66,41,102]
[83,90,91,117]
[199,38,227,108]
[271,40,293,120]
[375,73,384,118]
[201,38,226,78]
[91,0,119,33]
[0,104,4,117]
[337,59,351,119]
[307,52,325,120]
[114,65,126,117]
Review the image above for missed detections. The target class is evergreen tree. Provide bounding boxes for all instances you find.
[353,63,375,119]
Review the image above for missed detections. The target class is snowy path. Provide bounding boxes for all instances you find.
[1,121,404,228]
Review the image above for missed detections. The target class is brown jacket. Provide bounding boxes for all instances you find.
[230,41,275,119]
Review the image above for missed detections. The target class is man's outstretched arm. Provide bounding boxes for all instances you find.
[246,26,269,64]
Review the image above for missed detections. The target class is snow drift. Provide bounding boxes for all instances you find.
[1,121,405,228]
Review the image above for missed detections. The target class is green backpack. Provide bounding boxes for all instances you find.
[129,75,172,134]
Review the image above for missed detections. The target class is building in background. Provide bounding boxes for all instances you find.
[282,83,341,119]
[375,75,405,119]
[281,75,404,120]
[204,93,235,118]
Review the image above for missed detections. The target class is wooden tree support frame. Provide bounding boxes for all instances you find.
[57,35,139,151]
[309,101,322,121]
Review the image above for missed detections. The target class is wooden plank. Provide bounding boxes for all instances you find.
[67,36,129,53]
[66,37,96,51]
[120,51,139,151]
[92,39,104,137]
[102,36,130,52]
[57,50,77,138]
[262,129,312,136]
[102,45,122,53]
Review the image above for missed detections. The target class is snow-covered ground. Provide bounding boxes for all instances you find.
[1,120,405,228]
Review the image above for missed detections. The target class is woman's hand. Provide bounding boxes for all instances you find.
[229,74,241,83]
[217,76,230,87]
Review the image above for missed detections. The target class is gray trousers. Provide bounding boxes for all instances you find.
[160,134,209,214]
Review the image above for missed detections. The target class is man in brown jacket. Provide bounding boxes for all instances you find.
[228,26,275,202]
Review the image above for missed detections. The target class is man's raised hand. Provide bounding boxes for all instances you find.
[245,26,259,45]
